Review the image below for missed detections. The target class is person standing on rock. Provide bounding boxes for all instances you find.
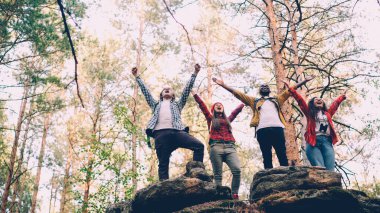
[212,76,313,169]
[191,90,244,199]
[283,81,347,171]
[132,65,204,181]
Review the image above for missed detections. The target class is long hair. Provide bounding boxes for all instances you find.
[308,97,327,119]
[211,110,232,132]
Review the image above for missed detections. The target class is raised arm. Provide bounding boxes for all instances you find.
[132,67,157,110]
[288,87,310,115]
[278,76,315,106]
[228,103,245,122]
[177,64,201,110]
[212,77,255,106]
[327,90,347,116]
[192,92,212,122]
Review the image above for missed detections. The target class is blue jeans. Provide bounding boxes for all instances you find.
[209,143,241,194]
[306,135,335,171]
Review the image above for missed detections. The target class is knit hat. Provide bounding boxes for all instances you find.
[211,102,223,114]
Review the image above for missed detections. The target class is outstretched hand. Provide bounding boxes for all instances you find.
[212,77,224,86]
[132,67,138,77]
[194,64,201,74]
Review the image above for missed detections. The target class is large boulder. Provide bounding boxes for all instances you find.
[105,201,131,213]
[107,165,380,213]
[348,190,380,213]
[250,166,342,201]
[176,200,250,213]
[249,166,378,213]
[130,161,231,213]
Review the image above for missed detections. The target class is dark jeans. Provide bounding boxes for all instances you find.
[153,129,204,180]
[257,127,289,169]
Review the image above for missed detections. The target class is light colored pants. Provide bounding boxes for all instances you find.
[209,143,241,194]
[306,135,335,171]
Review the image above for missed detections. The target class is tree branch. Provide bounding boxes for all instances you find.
[57,0,84,108]
[162,0,194,58]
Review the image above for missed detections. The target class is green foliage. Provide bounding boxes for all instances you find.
[114,103,137,134]
[0,101,8,190]
[34,93,65,113]
[354,179,380,198]
[0,0,86,64]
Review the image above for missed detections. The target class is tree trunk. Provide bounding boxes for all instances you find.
[48,171,56,213]
[59,139,72,213]
[134,17,143,190]
[11,87,36,213]
[82,107,101,213]
[1,78,30,213]
[30,113,51,213]
[206,48,213,108]
[82,141,94,213]
[264,0,299,165]
[284,0,308,165]
[130,15,144,193]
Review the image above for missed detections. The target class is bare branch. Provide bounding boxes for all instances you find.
[295,0,302,24]
[162,0,194,58]
[57,0,84,108]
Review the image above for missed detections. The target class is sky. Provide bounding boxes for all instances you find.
[1,0,380,211]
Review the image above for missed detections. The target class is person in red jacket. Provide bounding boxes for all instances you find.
[191,90,244,199]
[284,82,347,171]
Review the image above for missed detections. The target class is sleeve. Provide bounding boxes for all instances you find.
[288,87,310,115]
[177,74,197,111]
[136,77,158,110]
[327,95,346,116]
[228,103,245,122]
[193,94,212,121]
[277,87,293,106]
[231,89,255,106]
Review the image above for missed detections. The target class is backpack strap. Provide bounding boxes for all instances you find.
[253,98,262,138]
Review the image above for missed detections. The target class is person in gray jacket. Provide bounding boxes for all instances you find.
[132,65,204,181]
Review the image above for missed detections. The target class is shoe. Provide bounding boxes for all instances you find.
[232,193,239,200]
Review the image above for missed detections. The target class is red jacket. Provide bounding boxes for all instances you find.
[193,94,244,142]
[289,88,346,146]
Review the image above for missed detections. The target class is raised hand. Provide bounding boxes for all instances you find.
[212,77,224,86]
[132,67,138,77]
[194,64,201,74]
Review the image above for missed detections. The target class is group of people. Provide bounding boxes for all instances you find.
[131,64,347,199]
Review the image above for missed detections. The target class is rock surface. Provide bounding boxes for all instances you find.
[107,165,380,213]
[131,161,231,213]
[175,200,250,213]
[250,166,341,201]
[249,166,379,213]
